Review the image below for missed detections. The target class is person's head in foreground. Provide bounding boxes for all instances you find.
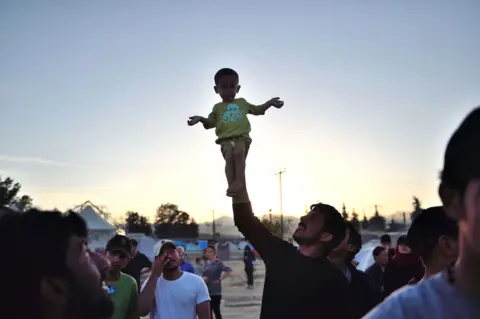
[363,107,480,319]
[105,235,132,275]
[0,209,114,319]
[407,206,459,280]
[214,68,240,103]
[329,221,362,266]
[380,234,392,249]
[293,202,347,257]
[439,106,480,289]
[372,246,388,267]
[156,240,181,272]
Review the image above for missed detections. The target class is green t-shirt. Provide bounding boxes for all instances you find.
[108,272,138,319]
[206,98,265,144]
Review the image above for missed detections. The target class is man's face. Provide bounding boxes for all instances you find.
[376,250,388,266]
[176,247,185,261]
[105,250,129,272]
[381,242,391,249]
[162,246,180,270]
[293,210,326,245]
[214,75,239,102]
[458,180,480,253]
[64,236,114,318]
[441,180,480,254]
[204,247,216,260]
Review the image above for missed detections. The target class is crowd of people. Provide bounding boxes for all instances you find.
[1,105,479,319]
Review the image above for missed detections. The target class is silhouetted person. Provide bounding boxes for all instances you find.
[365,247,388,299]
[365,106,480,318]
[383,235,424,297]
[233,185,353,319]
[0,209,114,319]
[243,245,256,288]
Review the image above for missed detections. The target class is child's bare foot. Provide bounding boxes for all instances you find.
[226,180,244,197]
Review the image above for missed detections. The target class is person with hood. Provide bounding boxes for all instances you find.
[382,235,424,297]
[243,245,256,289]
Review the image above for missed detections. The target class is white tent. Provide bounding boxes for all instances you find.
[77,203,117,250]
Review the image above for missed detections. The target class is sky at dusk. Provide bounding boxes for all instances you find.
[1,0,479,222]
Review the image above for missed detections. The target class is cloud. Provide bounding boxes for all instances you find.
[0,155,76,167]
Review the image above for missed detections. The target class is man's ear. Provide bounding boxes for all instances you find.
[236,85,241,93]
[214,86,219,94]
[439,182,465,220]
[320,233,332,242]
[347,244,357,253]
[40,277,69,306]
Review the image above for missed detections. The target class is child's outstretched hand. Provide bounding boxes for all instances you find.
[187,116,203,126]
[268,97,284,108]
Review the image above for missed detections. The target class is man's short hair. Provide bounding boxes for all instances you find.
[346,222,362,254]
[130,238,138,247]
[0,209,88,318]
[407,206,458,261]
[214,68,239,85]
[441,106,480,195]
[372,246,386,258]
[380,234,391,244]
[310,203,346,254]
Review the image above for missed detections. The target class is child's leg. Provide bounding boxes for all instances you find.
[220,141,236,188]
[226,140,247,197]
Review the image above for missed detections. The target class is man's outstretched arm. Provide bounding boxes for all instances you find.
[232,186,292,264]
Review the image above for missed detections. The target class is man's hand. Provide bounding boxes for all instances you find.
[268,97,284,109]
[152,254,167,278]
[188,116,204,126]
[203,276,209,283]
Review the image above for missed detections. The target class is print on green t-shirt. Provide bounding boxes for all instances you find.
[108,272,138,319]
[207,98,265,144]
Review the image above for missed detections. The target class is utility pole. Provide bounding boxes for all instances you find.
[212,209,216,241]
[269,209,272,223]
[274,168,286,239]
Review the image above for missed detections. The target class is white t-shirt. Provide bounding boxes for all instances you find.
[141,271,210,319]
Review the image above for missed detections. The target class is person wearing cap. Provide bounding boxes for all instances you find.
[138,240,211,319]
[406,206,458,283]
[364,106,480,318]
[104,235,139,319]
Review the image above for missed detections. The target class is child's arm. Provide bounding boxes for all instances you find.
[242,97,284,116]
[187,109,216,129]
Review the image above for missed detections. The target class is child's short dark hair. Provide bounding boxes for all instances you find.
[214,68,239,85]
[406,206,458,261]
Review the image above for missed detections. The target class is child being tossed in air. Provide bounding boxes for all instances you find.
[187,68,284,197]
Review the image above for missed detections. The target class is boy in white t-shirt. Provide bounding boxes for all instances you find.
[138,240,211,319]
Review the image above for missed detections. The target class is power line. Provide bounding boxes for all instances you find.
[274,168,286,239]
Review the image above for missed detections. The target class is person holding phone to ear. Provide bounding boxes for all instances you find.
[139,240,211,319]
